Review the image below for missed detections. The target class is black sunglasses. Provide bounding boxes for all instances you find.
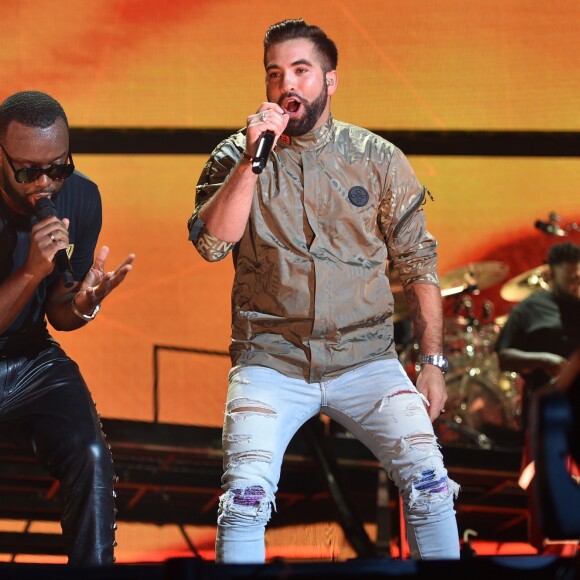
[0,144,75,184]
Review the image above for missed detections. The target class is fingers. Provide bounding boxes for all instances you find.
[416,370,447,423]
[114,253,136,275]
[92,247,135,279]
[29,217,70,275]
[35,218,69,247]
[251,104,286,126]
[93,245,111,273]
[88,250,135,299]
[245,103,289,156]
[420,393,437,423]
[107,252,135,287]
[107,263,133,290]
[83,284,103,305]
[72,247,135,314]
[434,391,447,420]
[431,405,446,422]
[425,400,446,422]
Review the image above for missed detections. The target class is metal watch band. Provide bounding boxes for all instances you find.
[418,354,449,373]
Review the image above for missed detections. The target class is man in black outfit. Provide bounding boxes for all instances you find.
[496,241,580,428]
[0,91,135,565]
[495,241,580,553]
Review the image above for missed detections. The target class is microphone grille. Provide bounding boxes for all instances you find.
[34,197,56,220]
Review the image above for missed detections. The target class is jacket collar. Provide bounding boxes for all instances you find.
[277,114,334,152]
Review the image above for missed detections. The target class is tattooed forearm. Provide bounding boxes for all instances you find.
[403,285,427,342]
[402,282,445,354]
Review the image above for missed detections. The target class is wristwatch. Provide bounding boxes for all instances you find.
[418,354,449,373]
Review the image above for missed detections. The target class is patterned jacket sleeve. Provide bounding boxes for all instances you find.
[378,147,439,287]
[187,133,245,262]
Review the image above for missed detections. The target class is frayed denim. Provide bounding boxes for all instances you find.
[216,359,460,563]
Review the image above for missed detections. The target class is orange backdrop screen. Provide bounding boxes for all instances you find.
[1,0,578,425]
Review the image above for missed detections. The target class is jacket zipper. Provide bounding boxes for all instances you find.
[392,186,427,240]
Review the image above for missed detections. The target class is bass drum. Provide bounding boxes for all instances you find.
[436,355,523,449]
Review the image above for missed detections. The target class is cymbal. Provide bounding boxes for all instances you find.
[440,261,509,294]
[500,264,550,302]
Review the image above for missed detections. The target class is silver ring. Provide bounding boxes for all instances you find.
[260,111,266,122]
[48,233,57,243]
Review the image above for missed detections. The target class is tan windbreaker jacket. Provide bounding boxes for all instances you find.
[189,116,439,383]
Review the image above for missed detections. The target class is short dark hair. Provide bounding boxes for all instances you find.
[547,242,580,266]
[0,91,68,140]
[263,19,338,72]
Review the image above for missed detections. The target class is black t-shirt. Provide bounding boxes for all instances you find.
[495,290,580,392]
[0,171,102,353]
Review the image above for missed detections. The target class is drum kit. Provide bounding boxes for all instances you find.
[398,260,552,450]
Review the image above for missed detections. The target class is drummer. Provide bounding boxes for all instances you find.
[495,241,580,429]
[494,241,580,554]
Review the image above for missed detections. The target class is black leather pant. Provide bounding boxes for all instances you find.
[0,345,116,565]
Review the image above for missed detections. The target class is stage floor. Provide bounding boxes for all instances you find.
[0,416,536,563]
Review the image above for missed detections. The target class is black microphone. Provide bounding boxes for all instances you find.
[251,131,275,175]
[534,220,566,237]
[34,198,75,288]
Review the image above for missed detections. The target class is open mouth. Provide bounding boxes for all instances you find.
[281,97,302,115]
[30,193,53,205]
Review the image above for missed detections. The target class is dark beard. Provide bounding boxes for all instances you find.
[283,84,328,137]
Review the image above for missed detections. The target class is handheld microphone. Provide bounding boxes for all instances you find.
[251,131,275,175]
[34,198,75,288]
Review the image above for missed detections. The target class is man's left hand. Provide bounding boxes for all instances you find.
[73,246,136,313]
[416,364,448,422]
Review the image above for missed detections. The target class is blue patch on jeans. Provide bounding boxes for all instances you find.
[232,486,265,507]
[413,469,448,494]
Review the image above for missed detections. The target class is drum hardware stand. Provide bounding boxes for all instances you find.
[302,418,378,558]
[436,417,494,450]
[441,282,479,299]
[481,299,495,325]
[460,529,479,558]
[534,211,579,238]
[451,293,481,335]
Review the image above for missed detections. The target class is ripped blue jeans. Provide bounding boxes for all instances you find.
[216,359,460,563]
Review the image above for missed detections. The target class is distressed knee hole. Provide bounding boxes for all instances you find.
[226,397,277,420]
[226,449,273,468]
[218,485,275,525]
[226,433,253,444]
[407,468,460,512]
[398,432,439,453]
[378,390,428,414]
